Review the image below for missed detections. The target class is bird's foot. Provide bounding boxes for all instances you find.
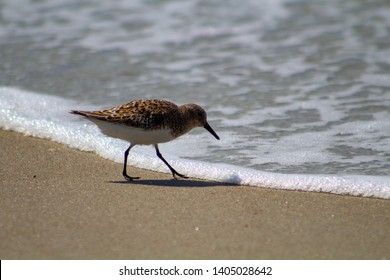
[123,174,140,181]
[172,172,189,180]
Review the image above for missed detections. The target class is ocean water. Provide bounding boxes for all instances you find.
[1,0,390,198]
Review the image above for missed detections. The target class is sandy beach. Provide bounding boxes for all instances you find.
[1,129,389,259]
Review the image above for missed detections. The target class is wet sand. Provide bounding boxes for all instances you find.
[1,129,389,259]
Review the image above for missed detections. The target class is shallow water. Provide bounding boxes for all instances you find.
[1,0,390,197]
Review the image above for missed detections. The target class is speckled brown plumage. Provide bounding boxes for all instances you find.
[71,99,209,138]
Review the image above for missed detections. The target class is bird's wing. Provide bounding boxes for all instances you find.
[70,100,179,130]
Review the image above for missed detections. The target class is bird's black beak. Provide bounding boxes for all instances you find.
[204,122,220,140]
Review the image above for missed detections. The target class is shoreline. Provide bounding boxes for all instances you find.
[1,129,389,259]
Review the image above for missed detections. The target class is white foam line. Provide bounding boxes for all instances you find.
[1,87,389,199]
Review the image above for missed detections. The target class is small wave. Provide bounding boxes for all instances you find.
[1,87,389,199]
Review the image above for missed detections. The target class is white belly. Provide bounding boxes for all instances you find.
[89,119,175,145]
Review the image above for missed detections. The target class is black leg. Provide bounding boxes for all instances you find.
[154,144,188,179]
[123,144,140,181]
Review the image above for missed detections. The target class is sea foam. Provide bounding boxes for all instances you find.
[1,87,389,199]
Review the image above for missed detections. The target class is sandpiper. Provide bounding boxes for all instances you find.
[70,99,220,180]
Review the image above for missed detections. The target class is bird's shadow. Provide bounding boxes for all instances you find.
[109,178,235,188]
